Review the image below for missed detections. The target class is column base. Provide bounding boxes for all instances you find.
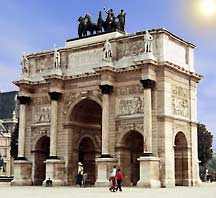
[11,160,32,186]
[161,179,175,188]
[43,159,65,186]
[95,156,118,187]
[137,155,161,188]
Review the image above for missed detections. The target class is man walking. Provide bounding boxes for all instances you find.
[109,165,117,192]
[115,169,123,192]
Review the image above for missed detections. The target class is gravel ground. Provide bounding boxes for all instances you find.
[0,182,215,198]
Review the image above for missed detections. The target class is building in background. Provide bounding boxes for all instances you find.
[0,91,18,176]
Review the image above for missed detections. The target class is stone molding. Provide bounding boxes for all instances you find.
[140,79,156,89]
[99,84,113,94]
[17,96,31,105]
[48,91,62,101]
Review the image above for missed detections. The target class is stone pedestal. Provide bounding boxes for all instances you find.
[136,52,157,62]
[43,159,65,186]
[95,157,118,187]
[11,160,32,186]
[137,155,161,188]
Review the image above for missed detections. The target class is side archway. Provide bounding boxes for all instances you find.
[32,136,50,185]
[117,130,143,186]
[174,132,189,186]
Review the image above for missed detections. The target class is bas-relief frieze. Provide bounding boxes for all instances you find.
[117,40,145,59]
[171,85,189,117]
[118,96,143,116]
[33,106,51,123]
[26,52,67,76]
[114,85,143,96]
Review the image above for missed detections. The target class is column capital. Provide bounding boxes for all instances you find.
[17,96,31,105]
[140,79,156,89]
[48,91,62,101]
[99,84,113,94]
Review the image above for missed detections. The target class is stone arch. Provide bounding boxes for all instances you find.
[65,95,102,122]
[116,125,143,147]
[78,136,98,184]
[32,135,50,185]
[174,131,189,186]
[117,130,144,186]
[32,134,50,152]
[66,96,102,185]
[76,134,98,151]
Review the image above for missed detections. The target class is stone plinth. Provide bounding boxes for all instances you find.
[43,159,65,186]
[137,155,161,188]
[66,31,125,48]
[135,52,157,63]
[95,157,118,187]
[11,160,32,186]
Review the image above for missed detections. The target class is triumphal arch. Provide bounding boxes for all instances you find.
[12,10,202,188]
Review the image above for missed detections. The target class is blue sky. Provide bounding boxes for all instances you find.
[0,0,215,148]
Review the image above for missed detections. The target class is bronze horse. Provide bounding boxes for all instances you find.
[84,14,100,36]
[77,10,125,38]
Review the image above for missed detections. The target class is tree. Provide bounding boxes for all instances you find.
[10,122,18,159]
[198,123,213,166]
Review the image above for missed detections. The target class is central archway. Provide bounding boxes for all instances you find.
[79,137,96,183]
[70,98,102,185]
[118,130,143,186]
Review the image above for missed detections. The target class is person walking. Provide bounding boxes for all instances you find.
[115,169,123,192]
[109,165,117,192]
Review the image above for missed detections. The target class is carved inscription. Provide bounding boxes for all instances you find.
[171,85,189,117]
[118,96,143,116]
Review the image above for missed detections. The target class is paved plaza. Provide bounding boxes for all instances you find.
[0,183,215,198]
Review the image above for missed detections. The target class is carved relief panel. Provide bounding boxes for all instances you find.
[32,96,51,123]
[171,85,189,117]
[33,106,51,123]
[115,85,144,116]
[117,96,144,116]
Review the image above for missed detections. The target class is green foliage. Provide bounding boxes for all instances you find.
[198,123,213,166]
[10,122,18,159]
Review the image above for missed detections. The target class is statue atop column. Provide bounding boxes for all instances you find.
[144,30,153,53]
[21,52,30,76]
[53,45,61,68]
[103,39,112,61]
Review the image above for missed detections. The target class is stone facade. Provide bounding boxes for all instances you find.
[12,29,202,187]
